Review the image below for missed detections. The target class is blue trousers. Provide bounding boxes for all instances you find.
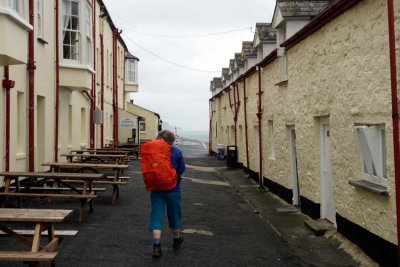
[149,191,182,231]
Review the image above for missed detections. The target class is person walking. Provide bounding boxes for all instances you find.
[144,130,186,258]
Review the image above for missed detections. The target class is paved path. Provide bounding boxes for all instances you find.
[0,137,372,266]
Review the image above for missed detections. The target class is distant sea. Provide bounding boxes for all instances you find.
[178,130,209,143]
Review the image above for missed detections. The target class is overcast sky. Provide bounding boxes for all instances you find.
[103,0,276,131]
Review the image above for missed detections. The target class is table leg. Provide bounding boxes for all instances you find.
[31,223,42,252]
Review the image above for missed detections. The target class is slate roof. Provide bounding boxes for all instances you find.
[277,0,332,18]
[255,23,277,42]
[234,53,245,68]
[211,77,223,89]
[241,41,257,58]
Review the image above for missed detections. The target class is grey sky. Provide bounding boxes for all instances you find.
[103,0,276,131]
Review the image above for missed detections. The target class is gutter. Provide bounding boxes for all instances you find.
[28,0,35,171]
[386,0,400,261]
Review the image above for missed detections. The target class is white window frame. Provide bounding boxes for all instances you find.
[268,120,275,159]
[84,1,92,67]
[126,59,137,84]
[139,121,146,132]
[279,52,288,82]
[355,125,387,186]
[37,0,43,38]
[61,0,93,66]
[4,0,27,19]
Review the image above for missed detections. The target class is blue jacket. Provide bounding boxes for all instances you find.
[171,146,185,191]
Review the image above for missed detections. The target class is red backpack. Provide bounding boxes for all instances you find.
[140,139,177,191]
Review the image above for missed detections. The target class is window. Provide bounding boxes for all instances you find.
[139,121,146,132]
[268,121,275,158]
[2,0,27,20]
[17,91,25,153]
[126,59,136,84]
[280,52,288,82]
[62,0,80,61]
[37,0,43,38]
[84,2,92,66]
[355,125,387,186]
[80,107,87,144]
[61,0,92,64]
[68,105,72,145]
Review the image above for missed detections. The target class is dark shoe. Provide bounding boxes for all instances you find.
[173,236,184,250]
[152,244,161,258]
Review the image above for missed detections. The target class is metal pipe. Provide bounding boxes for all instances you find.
[54,0,60,162]
[89,0,96,149]
[3,66,10,171]
[100,33,104,148]
[28,0,35,171]
[387,0,400,262]
[243,77,250,170]
[208,100,215,155]
[257,66,264,191]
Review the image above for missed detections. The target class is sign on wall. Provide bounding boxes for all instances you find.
[120,118,136,128]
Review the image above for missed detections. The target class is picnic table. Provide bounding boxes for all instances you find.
[0,208,72,265]
[61,153,127,164]
[42,162,129,204]
[0,172,105,223]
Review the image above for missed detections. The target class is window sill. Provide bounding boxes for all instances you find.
[349,179,388,196]
[37,37,48,44]
[275,80,288,86]
[15,153,26,160]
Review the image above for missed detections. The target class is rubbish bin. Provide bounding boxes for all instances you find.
[226,145,238,168]
[217,144,225,160]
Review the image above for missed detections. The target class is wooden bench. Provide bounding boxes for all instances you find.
[0,229,78,236]
[10,186,106,194]
[0,251,58,262]
[42,162,129,204]
[0,172,104,223]
[0,208,72,265]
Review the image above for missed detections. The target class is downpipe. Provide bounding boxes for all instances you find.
[387,0,400,263]
[257,66,265,192]
[28,0,36,171]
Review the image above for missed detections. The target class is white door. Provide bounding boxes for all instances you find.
[290,127,300,205]
[320,123,337,226]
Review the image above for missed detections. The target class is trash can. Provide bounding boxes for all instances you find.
[226,145,238,168]
[217,144,225,160]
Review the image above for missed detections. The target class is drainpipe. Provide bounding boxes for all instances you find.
[28,0,36,171]
[89,0,96,149]
[234,82,241,146]
[243,77,250,171]
[100,33,104,148]
[54,0,60,162]
[256,66,265,191]
[209,100,215,155]
[112,29,122,146]
[2,66,14,171]
[387,0,400,260]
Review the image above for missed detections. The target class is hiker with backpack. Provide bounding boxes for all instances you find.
[140,130,186,258]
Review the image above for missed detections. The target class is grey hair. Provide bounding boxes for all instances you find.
[156,130,176,145]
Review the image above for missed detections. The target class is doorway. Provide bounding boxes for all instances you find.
[289,126,300,206]
[320,119,337,226]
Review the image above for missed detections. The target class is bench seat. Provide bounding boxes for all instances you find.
[0,192,97,200]
[10,186,106,193]
[0,229,78,236]
[0,251,58,262]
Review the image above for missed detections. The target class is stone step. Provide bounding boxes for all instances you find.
[304,219,333,236]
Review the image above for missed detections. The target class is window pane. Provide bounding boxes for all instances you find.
[71,1,79,16]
